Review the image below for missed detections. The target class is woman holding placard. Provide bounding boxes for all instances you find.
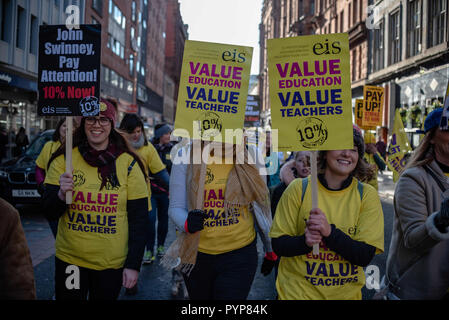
[164,141,276,299]
[270,128,384,300]
[42,99,149,300]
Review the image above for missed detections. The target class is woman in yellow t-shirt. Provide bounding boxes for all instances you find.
[270,127,384,300]
[164,141,277,300]
[35,119,68,237]
[119,114,169,265]
[43,99,149,300]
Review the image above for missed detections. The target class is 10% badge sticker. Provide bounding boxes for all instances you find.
[196,111,223,138]
[296,117,328,148]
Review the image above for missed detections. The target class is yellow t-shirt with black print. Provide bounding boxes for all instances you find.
[136,143,166,211]
[199,161,255,255]
[44,147,148,270]
[36,140,61,171]
[269,177,384,300]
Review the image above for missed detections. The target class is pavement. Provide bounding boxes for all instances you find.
[377,170,395,202]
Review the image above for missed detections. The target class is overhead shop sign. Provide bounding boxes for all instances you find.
[38,24,101,116]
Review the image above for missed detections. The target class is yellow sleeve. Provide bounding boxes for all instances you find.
[126,156,149,201]
[269,179,303,238]
[44,154,65,186]
[355,183,385,254]
[147,143,166,174]
[35,141,52,169]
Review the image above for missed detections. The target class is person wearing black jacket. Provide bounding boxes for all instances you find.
[43,99,148,300]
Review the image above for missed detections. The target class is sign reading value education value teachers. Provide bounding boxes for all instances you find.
[267,34,353,151]
[174,40,253,141]
[38,24,101,117]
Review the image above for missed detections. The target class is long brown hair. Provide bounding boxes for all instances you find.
[403,127,436,171]
[47,118,147,181]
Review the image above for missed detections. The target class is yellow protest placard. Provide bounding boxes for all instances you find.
[355,99,376,130]
[387,109,412,182]
[267,34,353,151]
[362,85,384,127]
[174,40,253,141]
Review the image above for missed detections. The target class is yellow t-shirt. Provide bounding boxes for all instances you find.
[35,140,61,172]
[269,177,384,300]
[44,147,148,270]
[199,162,255,255]
[136,143,166,211]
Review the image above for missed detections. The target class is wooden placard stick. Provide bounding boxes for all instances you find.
[310,151,320,255]
[65,116,73,204]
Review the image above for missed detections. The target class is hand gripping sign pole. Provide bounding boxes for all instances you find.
[65,116,73,204]
[310,151,319,255]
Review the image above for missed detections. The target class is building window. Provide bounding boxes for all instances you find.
[16,6,26,50]
[110,70,118,87]
[298,0,303,18]
[129,54,134,76]
[29,15,38,55]
[92,0,103,16]
[428,0,446,47]
[407,0,421,57]
[110,0,126,29]
[373,20,384,72]
[389,10,401,65]
[351,48,356,81]
[353,0,358,24]
[132,1,136,22]
[340,11,344,32]
[107,34,125,59]
[310,0,315,15]
[1,0,13,43]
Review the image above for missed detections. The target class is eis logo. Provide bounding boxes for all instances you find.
[41,106,55,114]
[222,48,246,63]
[312,39,342,55]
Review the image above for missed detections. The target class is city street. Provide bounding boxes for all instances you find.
[19,172,395,300]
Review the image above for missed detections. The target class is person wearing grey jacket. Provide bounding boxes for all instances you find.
[165,141,276,299]
[384,108,449,300]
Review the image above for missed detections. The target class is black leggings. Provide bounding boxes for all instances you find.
[55,257,123,300]
[183,240,258,300]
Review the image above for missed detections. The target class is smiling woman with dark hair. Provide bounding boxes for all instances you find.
[42,99,149,300]
[270,127,384,300]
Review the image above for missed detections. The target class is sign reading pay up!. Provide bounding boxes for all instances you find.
[362,85,384,127]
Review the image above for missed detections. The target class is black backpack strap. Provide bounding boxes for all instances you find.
[128,159,137,176]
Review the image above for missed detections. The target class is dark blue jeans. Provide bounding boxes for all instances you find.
[182,239,258,300]
[145,192,169,252]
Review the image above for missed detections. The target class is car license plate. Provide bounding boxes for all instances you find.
[12,189,40,197]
